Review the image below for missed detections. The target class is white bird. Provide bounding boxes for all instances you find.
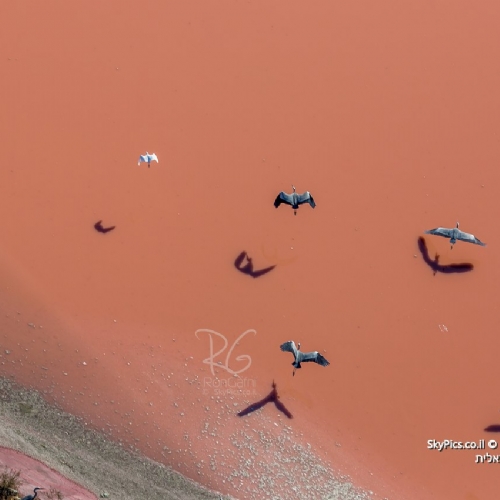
[138,152,158,168]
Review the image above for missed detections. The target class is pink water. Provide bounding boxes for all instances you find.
[2,2,500,499]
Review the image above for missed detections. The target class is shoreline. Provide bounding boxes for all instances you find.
[0,375,229,500]
[0,375,373,500]
[0,251,388,500]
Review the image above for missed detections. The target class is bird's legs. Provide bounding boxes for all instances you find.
[294,210,297,216]
[451,223,459,248]
[292,342,300,376]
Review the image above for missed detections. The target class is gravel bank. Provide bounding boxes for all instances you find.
[0,376,373,499]
[0,376,227,500]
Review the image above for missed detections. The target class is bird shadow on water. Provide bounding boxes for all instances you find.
[237,380,293,419]
[234,251,276,278]
[417,237,473,275]
[94,220,116,234]
[484,425,500,432]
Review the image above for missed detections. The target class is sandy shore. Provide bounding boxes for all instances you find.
[0,376,229,500]
[0,375,372,500]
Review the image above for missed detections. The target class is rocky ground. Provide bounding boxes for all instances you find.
[0,376,227,500]
[0,375,374,500]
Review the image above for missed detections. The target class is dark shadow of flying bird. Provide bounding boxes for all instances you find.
[484,425,500,433]
[274,185,316,215]
[417,237,473,275]
[234,251,276,278]
[237,380,292,419]
[280,340,330,376]
[94,220,116,234]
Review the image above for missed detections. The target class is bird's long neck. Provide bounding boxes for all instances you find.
[292,185,296,193]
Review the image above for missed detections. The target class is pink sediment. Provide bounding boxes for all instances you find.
[0,447,97,500]
[2,2,500,500]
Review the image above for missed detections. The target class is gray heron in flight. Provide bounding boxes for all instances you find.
[274,185,316,215]
[138,152,158,168]
[424,222,486,249]
[280,340,330,376]
[21,488,44,500]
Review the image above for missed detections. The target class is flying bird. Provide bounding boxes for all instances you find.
[21,488,44,500]
[94,220,115,234]
[424,222,486,249]
[138,152,158,167]
[280,340,329,376]
[274,185,316,215]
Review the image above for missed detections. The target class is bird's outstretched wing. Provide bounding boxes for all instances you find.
[138,155,146,165]
[301,351,330,366]
[297,192,316,208]
[424,227,453,238]
[274,192,293,208]
[315,353,330,366]
[149,153,158,163]
[280,341,298,356]
[457,231,486,246]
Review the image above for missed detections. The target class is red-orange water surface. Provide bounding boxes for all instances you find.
[2,2,500,499]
